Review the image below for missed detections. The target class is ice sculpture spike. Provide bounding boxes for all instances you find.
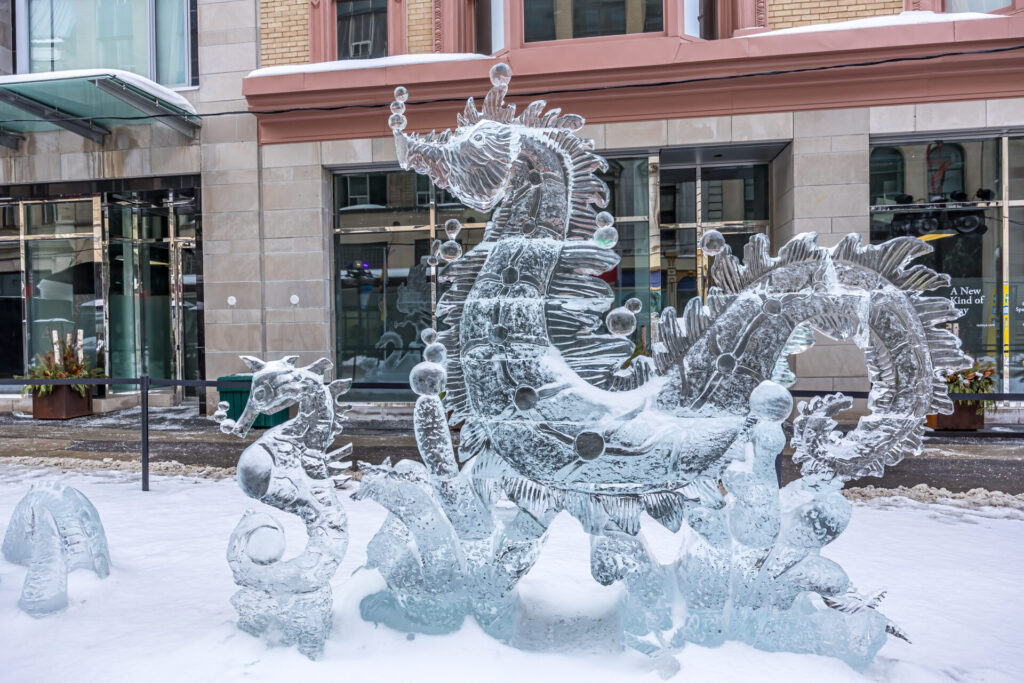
[220,355,352,659]
[2,482,110,617]
[356,63,972,672]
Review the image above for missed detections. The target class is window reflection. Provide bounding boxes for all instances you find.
[524,0,664,43]
[0,241,22,379]
[337,0,388,59]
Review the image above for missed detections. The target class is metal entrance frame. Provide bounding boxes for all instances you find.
[0,190,202,403]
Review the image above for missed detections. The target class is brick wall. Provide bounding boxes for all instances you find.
[768,0,903,31]
[407,0,435,53]
[260,0,310,66]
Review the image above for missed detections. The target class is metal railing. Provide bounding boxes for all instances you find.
[2,377,1022,492]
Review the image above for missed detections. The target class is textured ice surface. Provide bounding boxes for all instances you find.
[220,355,353,659]
[352,63,972,672]
[1,482,110,617]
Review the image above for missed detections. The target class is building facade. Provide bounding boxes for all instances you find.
[0,0,1023,418]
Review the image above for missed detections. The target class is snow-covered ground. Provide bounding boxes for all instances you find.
[1,463,1021,683]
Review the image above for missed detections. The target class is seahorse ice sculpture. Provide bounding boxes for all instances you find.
[221,355,352,659]
[2,482,110,617]
[354,63,968,675]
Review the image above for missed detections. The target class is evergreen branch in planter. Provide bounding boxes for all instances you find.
[17,340,105,398]
[942,361,996,415]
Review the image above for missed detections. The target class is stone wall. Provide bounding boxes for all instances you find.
[0,0,11,75]
[768,0,903,31]
[260,0,309,66]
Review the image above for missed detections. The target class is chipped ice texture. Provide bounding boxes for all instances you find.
[361,64,969,671]
[223,355,353,660]
[2,482,110,617]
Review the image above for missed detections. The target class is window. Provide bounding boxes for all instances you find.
[17,0,195,87]
[927,142,965,200]
[337,0,388,60]
[870,147,905,206]
[523,0,664,43]
[946,0,1011,11]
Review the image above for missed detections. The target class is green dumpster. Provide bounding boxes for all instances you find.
[217,374,289,429]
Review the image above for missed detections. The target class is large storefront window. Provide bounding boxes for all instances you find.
[19,0,194,87]
[524,0,663,43]
[870,138,1010,388]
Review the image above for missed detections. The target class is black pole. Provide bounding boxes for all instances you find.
[141,374,150,491]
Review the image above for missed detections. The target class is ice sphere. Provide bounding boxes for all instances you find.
[594,226,618,249]
[700,230,726,256]
[394,85,408,102]
[223,355,352,660]
[2,482,110,617]
[410,361,446,396]
[445,218,462,239]
[606,307,637,336]
[423,342,447,364]
[440,240,463,261]
[421,327,438,345]
[389,113,407,131]
[390,100,405,115]
[374,61,968,670]
[489,63,511,87]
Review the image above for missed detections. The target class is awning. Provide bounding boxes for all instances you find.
[0,69,201,150]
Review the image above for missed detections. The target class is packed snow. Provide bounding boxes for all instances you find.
[247,53,493,80]
[750,11,1003,37]
[0,463,1022,683]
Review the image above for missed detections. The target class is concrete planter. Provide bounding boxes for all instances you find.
[32,386,93,420]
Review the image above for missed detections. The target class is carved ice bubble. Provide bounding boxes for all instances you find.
[606,306,637,336]
[440,240,462,262]
[594,226,618,249]
[444,218,462,239]
[700,229,726,256]
[423,342,446,364]
[410,361,446,396]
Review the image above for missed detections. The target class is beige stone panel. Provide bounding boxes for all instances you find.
[262,180,323,211]
[198,72,248,103]
[830,215,869,236]
[830,134,868,153]
[24,131,59,155]
[199,42,257,74]
[914,101,986,132]
[266,322,329,353]
[262,281,330,310]
[771,143,793,196]
[204,281,261,310]
[57,130,95,155]
[579,124,606,150]
[266,234,328,253]
[204,309,234,324]
[793,151,868,187]
[152,124,196,149]
[198,0,255,32]
[790,377,835,392]
[205,322,263,353]
[101,148,152,178]
[666,116,731,146]
[205,352,258,382]
[111,125,152,150]
[204,251,261,284]
[150,145,201,175]
[202,211,259,242]
[262,142,321,168]
[201,114,258,145]
[263,208,324,239]
[321,138,373,166]
[264,251,325,281]
[61,152,105,179]
[199,26,258,49]
[204,183,259,212]
[201,141,257,171]
[811,231,856,248]
[792,136,830,155]
[15,153,60,182]
[986,97,1024,127]
[773,188,794,234]
[0,157,12,183]
[604,120,667,149]
[794,108,868,138]
[203,237,260,255]
[203,168,259,187]
[731,112,792,142]
[262,165,324,183]
[793,184,869,219]
[371,137,399,163]
[790,343,867,378]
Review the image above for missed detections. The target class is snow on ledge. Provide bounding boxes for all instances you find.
[0,69,196,114]
[749,10,1004,37]
[247,53,494,79]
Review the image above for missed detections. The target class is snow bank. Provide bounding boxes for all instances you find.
[247,53,493,80]
[0,69,196,114]
[749,10,1003,37]
[1,463,1022,683]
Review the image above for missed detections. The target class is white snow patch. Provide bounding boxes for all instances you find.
[749,10,1003,37]
[247,53,494,79]
[1,462,1023,683]
[0,69,196,114]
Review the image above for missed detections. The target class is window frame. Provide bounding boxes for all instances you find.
[13,0,198,88]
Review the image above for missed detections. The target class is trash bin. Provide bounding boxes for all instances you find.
[217,374,289,429]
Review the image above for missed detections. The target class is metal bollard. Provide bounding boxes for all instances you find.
[141,374,150,491]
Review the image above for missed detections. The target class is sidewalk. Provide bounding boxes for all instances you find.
[0,407,1021,493]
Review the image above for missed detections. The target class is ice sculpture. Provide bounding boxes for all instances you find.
[354,63,968,673]
[220,356,353,659]
[2,482,110,617]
